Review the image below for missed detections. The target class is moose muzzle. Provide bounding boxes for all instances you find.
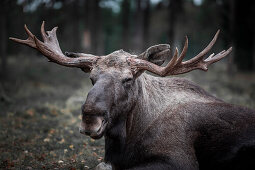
[79,115,107,139]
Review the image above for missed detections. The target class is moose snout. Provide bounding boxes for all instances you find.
[79,113,106,137]
[79,122,95,136]
[79,121,87,135]
[79,127,91,136]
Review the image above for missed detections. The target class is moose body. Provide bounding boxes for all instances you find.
[103,73,255,170]
[10,22,255,170]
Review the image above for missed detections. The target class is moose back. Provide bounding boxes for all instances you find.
[10,22,255,170]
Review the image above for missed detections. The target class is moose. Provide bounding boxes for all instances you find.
[10,22,255,170]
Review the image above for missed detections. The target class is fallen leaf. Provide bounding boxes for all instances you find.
[50,109,58,116]
[26,109,35,116]
[93,152,98,157]
[58,138,65,144]
[58,160,64,164]
[97,157,103,161]
[69,145,74,149]
[43,138,50,142]
[37,154,46,161]
[49,129,55,134]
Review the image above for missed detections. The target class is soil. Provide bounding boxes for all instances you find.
[0,55,255,169]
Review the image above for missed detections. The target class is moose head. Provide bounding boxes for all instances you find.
[10,21,232,140]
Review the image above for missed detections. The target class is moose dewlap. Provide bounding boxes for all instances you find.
[10,21,255,170]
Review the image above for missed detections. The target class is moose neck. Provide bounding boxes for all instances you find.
[126,73,221,141]
[104,73,170,164]
[126,73,171,140]
[104,73,221,165]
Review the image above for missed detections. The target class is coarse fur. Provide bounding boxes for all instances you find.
[79,50,255,170]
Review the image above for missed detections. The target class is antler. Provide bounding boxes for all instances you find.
[128,30,232,76]
[9,21,98,70]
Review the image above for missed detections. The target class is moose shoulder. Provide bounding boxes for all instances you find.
[10,22,255,170]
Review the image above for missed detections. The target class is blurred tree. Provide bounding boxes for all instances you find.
[83,0,101,54]
[121,0,131,50]
[233,0,255,71]
[132,0,151,52]
[71,0,81,51]
[143,0,150,49]
[133,0,143,52]
[90,0,101,54]
[217,0,235,73]
[168,0,183,46]
[0,0,8,77]
[219,0,255,71]
[83,0,91,52]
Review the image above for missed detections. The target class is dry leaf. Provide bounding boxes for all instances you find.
[26,109,35,116]
[43,138,50,142]
[58,138,65,144]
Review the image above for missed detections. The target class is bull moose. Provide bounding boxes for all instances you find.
[10,22,255,170]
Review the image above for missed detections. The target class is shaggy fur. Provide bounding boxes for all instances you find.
[80,50,255,170]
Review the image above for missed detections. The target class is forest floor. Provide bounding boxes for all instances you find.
[0,55,255,170]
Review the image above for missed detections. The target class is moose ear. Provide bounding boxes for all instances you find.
[138,44,170,66]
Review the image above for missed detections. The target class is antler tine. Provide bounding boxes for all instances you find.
[185,30,220,65]
[10,21,98,71]
[176,36,188,65]
[129,30,232,76]
[205,47,232,65]
[24,24,34,38]
[40,21,48,42]
[160,48,178,76]
[167,48,178,68]
[9,24,37,49]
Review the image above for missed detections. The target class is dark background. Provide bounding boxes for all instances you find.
[0,0,255,169]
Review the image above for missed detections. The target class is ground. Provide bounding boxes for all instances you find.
[0,55,255,169]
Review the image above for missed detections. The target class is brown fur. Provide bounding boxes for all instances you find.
[78,50,255,170]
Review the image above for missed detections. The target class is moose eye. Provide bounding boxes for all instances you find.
[122,77,133,85]
[90,78,95,85]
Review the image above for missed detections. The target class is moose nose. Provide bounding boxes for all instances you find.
[80,129,92,136]
[79,125,87,135]
[79,128,85,134]
[79,126,92,136]
[85,131,91,136]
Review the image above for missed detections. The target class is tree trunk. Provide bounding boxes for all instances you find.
[253,32,255,70]
[133,0,144,52]
[253,4,255,69]
[233,0,255,71]
[121,0,131,50]
[0,1,7,77]
[168,0,182,56]
[143,0,150,50]
[220,0,236,74]
[227,0,235,74]
[90,0,100,54]
[83,0,100,54]
[168,1,175,46]
[71,1,81,51]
